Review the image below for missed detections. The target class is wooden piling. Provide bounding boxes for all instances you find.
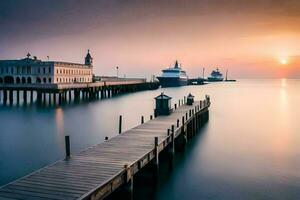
[9,90,13,105]
[141,116,144,124]
[65,135,70,159]
[119,115,122,134]
[23,90,27,105]
[169,126,175,170]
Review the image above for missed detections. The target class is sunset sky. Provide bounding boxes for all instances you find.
[1,0,300,79]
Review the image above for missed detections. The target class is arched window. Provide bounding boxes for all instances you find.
[27,77,32,84]
[4,76,14,84]
[21,77,26,84]
[48,77,51,83]
[43,77,47,83]
[0,77,3,83]
[36,77,41,83]
[16,77,21,84]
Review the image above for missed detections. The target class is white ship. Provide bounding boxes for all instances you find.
[157,61,188,87]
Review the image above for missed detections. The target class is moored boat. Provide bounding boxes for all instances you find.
[157,61,188,87]
[207,68,224,82]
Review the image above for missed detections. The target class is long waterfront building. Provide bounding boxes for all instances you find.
[0,51,93,85]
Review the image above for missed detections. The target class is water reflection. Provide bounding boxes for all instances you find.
[0,80,299,199]
[55,108,65,151]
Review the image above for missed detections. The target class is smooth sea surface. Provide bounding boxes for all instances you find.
[0,79,300,199]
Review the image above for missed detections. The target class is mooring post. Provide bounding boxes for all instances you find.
[141,116,144,124]
[119,115,122,134]
[174,103,177,110]
[178,100,180,106]
[186,112,188,120]
[65,135,70,159]
[150,115,153,120]
[177,119,179,127]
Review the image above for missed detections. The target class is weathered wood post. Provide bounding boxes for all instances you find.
[174,103,177,110]
[169,125,175,170]
[177,119,179,127]
[119,115,122,134]
[124,164,133,200]
[178,100,181,106]
[182,116,187,147]
[186,112,188,120]
[141,116,144,124]
[65,135,70,159]
[150,115,153,120]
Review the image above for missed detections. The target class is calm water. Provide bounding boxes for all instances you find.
[0,79,300,199]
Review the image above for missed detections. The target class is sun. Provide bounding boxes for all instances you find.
[279,58,288,65]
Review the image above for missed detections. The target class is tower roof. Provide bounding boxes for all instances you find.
[85,49,92,59]
[155,92,172,100]
[174,60,179,68]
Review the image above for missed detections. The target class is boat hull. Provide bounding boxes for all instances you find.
[207,77,224,82]
[157,77,188,87]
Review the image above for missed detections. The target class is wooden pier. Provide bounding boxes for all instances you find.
[0,79,159,106]
[0,96,210,200]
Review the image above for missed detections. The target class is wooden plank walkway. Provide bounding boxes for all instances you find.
[0,98,210,200]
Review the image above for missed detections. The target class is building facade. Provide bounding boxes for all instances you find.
[0,51,93,85]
